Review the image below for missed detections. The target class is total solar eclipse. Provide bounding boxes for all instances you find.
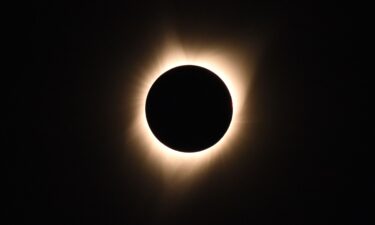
[145,65,233,152]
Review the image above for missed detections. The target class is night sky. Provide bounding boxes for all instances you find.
[8,1,370,225]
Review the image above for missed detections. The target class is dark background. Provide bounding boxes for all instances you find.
[8,1,370,225]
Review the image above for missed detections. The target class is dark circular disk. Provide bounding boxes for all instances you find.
[145,65,233,152]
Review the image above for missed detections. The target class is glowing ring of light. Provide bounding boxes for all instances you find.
[125,38,254,185]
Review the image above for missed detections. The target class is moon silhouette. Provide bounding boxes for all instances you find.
[145,65,233,152]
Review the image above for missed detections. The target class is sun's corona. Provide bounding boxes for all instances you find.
[124,36,255,187]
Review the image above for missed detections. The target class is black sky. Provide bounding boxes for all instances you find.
[8,1,370,225]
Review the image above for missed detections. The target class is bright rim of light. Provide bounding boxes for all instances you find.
[125,37,253,185]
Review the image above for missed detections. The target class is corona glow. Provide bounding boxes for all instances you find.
[123,34,257,188]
